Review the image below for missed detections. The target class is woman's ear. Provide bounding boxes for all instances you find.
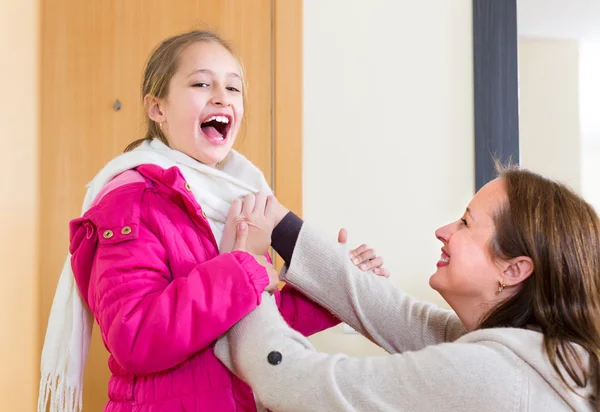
[503,256,534,286]
[144,94,166,123]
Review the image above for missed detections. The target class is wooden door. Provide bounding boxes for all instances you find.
[41,1,273,409]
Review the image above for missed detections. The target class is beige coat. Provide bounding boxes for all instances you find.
[215,224,593,411]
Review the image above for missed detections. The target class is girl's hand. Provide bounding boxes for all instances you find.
[221,193,275,255]
[233,222,280,293]
[338,228,390,278]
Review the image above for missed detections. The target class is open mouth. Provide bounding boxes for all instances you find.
[437,248,450,266]
[200,115,231,141]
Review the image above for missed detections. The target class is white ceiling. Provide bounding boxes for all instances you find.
[518,0,600,40]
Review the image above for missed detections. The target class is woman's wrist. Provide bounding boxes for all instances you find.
[271,212,304,266]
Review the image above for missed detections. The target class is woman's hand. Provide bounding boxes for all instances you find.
[233,222,280,293]
[338,228,390,278]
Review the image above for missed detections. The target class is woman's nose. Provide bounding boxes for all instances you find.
[435,224,452,244]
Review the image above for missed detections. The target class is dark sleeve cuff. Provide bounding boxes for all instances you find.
[271,212,304,266]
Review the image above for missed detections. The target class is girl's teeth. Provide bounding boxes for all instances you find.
[205,115,229,124]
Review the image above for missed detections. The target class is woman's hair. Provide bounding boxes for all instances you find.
[124,30,246,152]
[481,166,600,408]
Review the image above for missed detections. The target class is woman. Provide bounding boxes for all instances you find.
[215,167,600,411]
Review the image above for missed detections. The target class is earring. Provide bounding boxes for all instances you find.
[159,122,163,129]
[497,279,506,293]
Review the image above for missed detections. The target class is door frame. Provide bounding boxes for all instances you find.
[274,0,303,217]
[472,0,519,191]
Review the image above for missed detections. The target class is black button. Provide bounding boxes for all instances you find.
[267,351,282,365]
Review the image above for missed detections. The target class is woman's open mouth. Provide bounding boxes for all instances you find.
[200,115,232,144]
[437,248,450,268]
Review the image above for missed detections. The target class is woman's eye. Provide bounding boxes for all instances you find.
[193,83,209,88]
[226,86,240,92]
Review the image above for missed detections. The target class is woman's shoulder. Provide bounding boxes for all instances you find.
[455,327,546,363]
[458,326,544,345]
[454,327,591,410]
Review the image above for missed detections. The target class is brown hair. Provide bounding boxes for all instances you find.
[481,166,600,408]
[124,30,246,152]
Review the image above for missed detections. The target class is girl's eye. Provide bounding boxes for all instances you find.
[226,86,240,92]
[460,218,468,227]
[193,83,209,88]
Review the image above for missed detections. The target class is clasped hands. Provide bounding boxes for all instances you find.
[219,192,390,293]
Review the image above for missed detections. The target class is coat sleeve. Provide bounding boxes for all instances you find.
[281,224,466,353]
[214,295,522,412]
[78,191,270,376]
[275,284,341,337]
[270,212,341,336]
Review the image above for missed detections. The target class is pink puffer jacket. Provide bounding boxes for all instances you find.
[69,164,339,411]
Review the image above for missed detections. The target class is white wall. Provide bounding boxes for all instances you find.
[303,0,474,355]
[582,151,600,211]
[579,40,600,212]
[518,38,581,192]
[0,0,39,409]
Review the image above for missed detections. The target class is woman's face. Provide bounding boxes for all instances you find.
[430,178,509,329]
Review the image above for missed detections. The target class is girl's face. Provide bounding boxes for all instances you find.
[147,41,244,167]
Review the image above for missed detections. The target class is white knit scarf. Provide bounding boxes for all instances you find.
[37,139,271,412]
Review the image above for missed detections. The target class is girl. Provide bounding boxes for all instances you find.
[38,30,384,412]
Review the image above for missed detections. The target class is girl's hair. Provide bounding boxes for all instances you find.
[481,166,600,409]
[124,30,246,152]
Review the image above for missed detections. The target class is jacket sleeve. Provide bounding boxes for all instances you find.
[271,212,340,336]
[281,224,466,353]
[214,296,521,412]
[84,193,270,376]
[275,285,341,337]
